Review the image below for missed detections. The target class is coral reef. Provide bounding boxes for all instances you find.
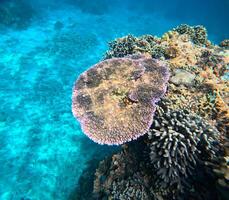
[170,69,196,86]
[105,35,141,58]
[72,55,169,145]
[92,109,224,200]
[74,24,229,200]
[104,34,159,59]
[0,0,35,29]
[105,26,229,134]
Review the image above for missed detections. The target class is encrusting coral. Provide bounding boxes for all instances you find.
[72,54,169,145]
[93,141,154,200]
[73,24,229,200]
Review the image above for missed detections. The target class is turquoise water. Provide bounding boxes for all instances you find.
[0,1,228,199]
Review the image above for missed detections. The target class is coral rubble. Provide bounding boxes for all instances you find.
[72,55,169,145]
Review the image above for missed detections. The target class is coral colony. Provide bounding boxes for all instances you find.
[72,55,169,145]
[72,24,229,200]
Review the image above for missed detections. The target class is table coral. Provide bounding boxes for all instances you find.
[72,55,169,145]
[104,26,228,135]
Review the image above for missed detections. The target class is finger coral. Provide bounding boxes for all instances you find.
[147,102,222,197]
[72,55,169,145]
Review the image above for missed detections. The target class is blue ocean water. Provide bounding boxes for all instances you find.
[0,0,228,199]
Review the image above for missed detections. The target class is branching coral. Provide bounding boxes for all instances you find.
[164,83,218,124]
[161,31,203,68]
[174,24,208,46]
[72,55,169,145]
[198,50,228,78]
[215,93,229,133]
[105,28,204,67]
[105,34,137,58]
[147,102,222,197]
[104,34,160,59]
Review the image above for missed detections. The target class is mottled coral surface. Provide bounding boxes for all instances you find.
[72,55,169,144]
[84,24,229,200]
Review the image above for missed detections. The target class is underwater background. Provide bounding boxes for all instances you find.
[0,0,228,199]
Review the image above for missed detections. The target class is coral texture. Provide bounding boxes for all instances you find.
[93,142,154,199]
[88,24,229,200]
[219,39,229,49]
[174,24,208,45]
[104,27,229,134]
[72,55,169,145]
[104,34,159,59]
[93,110,223,200]
[147,101,222,197]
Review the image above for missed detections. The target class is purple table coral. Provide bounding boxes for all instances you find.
[72,55,169,145]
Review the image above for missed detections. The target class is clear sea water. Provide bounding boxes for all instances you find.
[0,0,228,199]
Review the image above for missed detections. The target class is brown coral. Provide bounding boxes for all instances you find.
[215,94,229,134]
[75,25,229,200]
[219,39,229,49]
[103,25,229,137]
[72,55,169,145]
[93,142,154,199]
[161,31,203,69]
